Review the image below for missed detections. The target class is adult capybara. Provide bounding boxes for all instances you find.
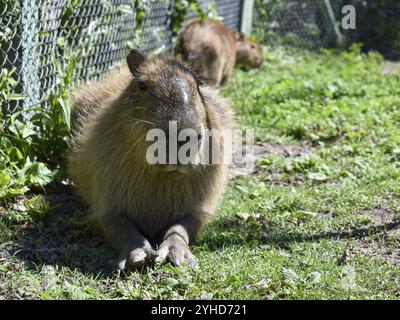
[68,49,234,270]
[180,18,263,86]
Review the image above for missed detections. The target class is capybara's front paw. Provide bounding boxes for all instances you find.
[155,234,197,269]
[118,242,158,271]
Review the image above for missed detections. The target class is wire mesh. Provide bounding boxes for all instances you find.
[1,0,139,114]
[253,0,400,58]
[183,0,241,31]
[138,0,175,54]
[215,0,242,31]
[0,0,244,115]
[252,0,350,50]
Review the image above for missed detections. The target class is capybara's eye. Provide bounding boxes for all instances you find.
[137,81,148,91]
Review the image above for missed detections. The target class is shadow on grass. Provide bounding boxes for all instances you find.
[6,183,116,277]
[198,215,400,251]
[6,184,400,275]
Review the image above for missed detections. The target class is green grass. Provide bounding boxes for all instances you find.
[1,45,400,299]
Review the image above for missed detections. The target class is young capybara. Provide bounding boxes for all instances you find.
[180,18,263,86]
[68,49,234,270]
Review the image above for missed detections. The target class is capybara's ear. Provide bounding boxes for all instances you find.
[127,49,146,75]
[234,32,245,42]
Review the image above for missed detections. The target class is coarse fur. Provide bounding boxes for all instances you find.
[180,18,263,86]
[68,50,234,269]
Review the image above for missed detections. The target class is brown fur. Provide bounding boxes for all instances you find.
[68,50,234,269]
[180,18,263,86]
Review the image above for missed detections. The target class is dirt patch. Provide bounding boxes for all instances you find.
[381,61,400,76]
[230,140,314,177]
[352,201,400,263]
[220,212,270,229]
[360,204,395,226]
[355,232,400,264]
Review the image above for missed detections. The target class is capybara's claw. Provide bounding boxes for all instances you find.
[118,246,157,271]
[155,236,197,269]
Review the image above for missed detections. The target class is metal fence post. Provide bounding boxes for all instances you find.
[321,0,345,48]
[240,0,254,35]
[21,0,40,109]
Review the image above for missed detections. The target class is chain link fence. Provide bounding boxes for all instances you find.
[184,0,242,31]
[0,0,243,115]
[253,0,400,59]
[253,0,344,50]
[2,0,399,117]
